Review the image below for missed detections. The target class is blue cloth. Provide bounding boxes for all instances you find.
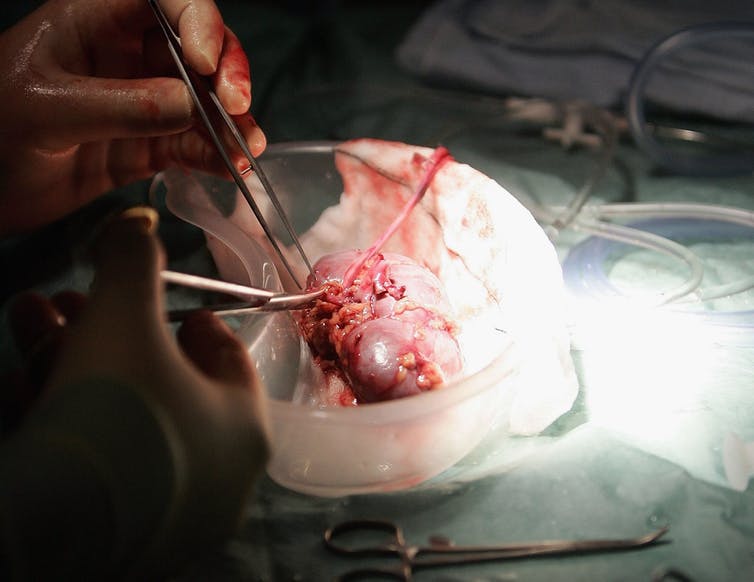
[397,0,754,121]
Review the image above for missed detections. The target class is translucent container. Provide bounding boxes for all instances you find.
[161,142,521,496]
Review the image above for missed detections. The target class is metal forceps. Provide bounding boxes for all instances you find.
[161,270,324,322]
[324,519,669,581]
[147,0,314,290]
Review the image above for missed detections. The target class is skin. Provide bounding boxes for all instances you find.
[2,209,270,575]
[4,209,268,432]
[0,1,270,567]
[0,0,266,235]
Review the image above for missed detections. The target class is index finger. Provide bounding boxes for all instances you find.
[157,0,254,117]
[88,207,166,323]
[213,26,251,115]
[159,0,225,76]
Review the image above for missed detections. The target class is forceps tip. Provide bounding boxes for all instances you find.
[646,525,671,543]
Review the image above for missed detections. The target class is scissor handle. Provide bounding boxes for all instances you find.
[324,519,409,557]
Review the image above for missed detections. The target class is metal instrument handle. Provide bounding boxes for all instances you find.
[147,0,313,288]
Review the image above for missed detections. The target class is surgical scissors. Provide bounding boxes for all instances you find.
[148,0,314,289]
[161,270,325,321]
[324,519,669,581]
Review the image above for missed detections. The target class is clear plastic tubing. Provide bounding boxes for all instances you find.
[562,211,754,346]
[565,216,704,305]
[626,22,754,177]
[594,202,754,230]
[591,202,754,303]
[550,107,618,231]
[530,198,706,305]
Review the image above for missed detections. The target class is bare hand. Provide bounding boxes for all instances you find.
[2,208,269,573]
[0,0,266,235]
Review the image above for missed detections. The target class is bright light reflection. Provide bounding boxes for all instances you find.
[571,296,721,442]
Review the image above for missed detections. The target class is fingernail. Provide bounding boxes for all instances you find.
[250,134,266,158]
[197,29,221,75]
[197,46,219,75]
[248,121,267,157]
[118,206,159,233]
[87,206,159,266]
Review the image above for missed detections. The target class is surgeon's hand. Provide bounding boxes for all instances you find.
[0,0,266,236]
[1,207,269,577]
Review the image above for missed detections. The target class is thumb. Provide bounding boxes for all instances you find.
[44,207,167,391]
[88,207,166,324]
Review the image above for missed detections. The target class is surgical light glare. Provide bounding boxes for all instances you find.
[573,298,719,441]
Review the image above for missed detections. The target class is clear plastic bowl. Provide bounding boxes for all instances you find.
[161,142,521,497]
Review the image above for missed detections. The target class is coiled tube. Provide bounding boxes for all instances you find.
[626,22,754,177]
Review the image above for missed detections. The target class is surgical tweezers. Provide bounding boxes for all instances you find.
[148,0,314,290]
